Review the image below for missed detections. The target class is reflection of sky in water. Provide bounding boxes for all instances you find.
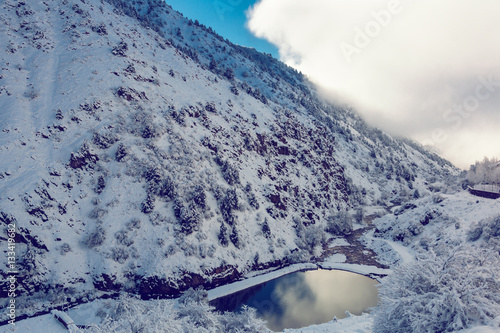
[244,269,378,332]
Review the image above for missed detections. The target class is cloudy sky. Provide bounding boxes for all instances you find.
[170,1,500,169]
[246,0,500,169]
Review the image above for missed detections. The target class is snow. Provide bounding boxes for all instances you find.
[328,238,350,248]
[5,310,499,333]
[284,315,500,333]
[318,262,391,279]
[364,229,415,264]
[283,313,373,333]
[0,313,68,333]
[322,253,347,264]
[457,324,500,333]
[0,0,498,332]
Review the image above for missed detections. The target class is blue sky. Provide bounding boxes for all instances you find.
[166,0,279,58]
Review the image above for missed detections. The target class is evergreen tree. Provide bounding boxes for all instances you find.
[223,67,234,81]
[218,223,228,247]
[209,59,217,71]
[174,199,200,235]
[262,219,271,238]
[141,194,155,214]
[230,226,241,248]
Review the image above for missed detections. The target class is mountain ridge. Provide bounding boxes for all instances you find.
[0,0,458,320]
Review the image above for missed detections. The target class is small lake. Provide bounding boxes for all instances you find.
[210,269,379,332]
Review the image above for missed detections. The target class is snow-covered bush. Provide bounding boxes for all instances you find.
[141,194,155,214]
[191,185,207,210]
[89,208,107,219]
[24,85,39,100]
[112,41,128,57]
[171,109,186,126]
[223,67,234,80]
[111,247,129,264]
[83,291,270,333]
[55,108,64,120]
[92,131,118,149]
[261,219,271,239]
[230,84,239,95]
[218,222,229,247]
[91,22,108,36]
[432,194,445,204]
[157,176,176,201]
[143,164,162,183]
[219,188,239,225]
[289,251,309,265]
[467,215,500,242]
[83,295,182,333]
[115,143,129,162]
[208,59,218,71]
[325,211,353,236]
[59,243,72,255]
[174,199,201,234]
[84,227,106,248]
[373,245,500,333]
[407,221,423,236]
[94,175,106,194]
[115,230,134,247]
[391,227,411,245]
[394,203,417,216]
[198,243,214,259]
[141,123,163,139]
[177,288,218,328]
[220,160,240,185]
[302,225,326,254]
[218,305,269,333]
[467,223,484,242]
[126,218,141,231]
[245,184,260,209]
[205,102,217,113]
[230,226,241,248]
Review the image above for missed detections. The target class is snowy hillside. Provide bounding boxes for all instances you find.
[365,191,500,332]
[0,0,459,323]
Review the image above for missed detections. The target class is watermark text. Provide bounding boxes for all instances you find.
[6,222,17,326]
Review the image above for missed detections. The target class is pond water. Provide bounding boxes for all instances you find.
[210,269,379,332]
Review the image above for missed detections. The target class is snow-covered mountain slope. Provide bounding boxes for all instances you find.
[364,191,500,267]
[363,191,500,333]
[0,0,458,319]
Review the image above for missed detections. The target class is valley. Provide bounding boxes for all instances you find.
[0,0,499,332]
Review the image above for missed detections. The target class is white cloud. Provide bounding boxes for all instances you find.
[247,0,500,168]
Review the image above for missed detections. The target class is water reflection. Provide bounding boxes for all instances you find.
[211,269,378,332]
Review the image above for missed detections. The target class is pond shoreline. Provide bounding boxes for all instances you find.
[207,214,391,301]
[207,260,390,302]
[210,267,381,332]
